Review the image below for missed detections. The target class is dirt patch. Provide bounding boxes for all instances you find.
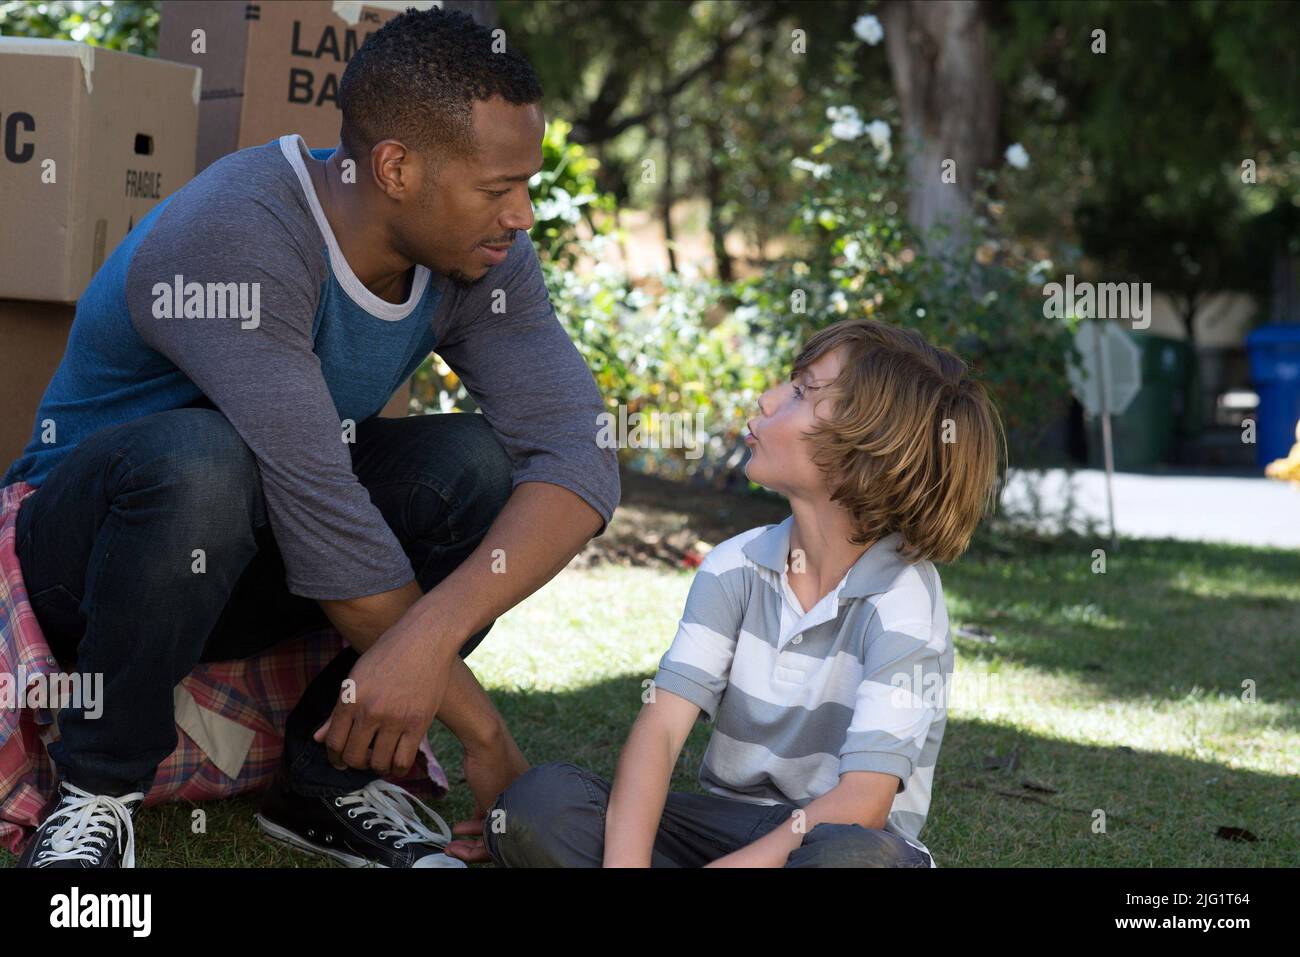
[573,468,789,570]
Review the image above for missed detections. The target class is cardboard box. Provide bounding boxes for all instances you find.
[0,38,201,304]
[159,0,437,173]
[0,300,75,470]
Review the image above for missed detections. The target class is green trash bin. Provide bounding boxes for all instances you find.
[1086,331,1192,469]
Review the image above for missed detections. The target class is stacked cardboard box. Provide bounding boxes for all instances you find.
[0,38,201,470]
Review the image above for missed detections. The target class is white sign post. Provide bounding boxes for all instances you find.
[1067,322,1142,551]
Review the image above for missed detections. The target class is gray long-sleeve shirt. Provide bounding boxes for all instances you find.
[3,133,620,600]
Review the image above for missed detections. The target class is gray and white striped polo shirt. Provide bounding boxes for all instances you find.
[653,516,952,865]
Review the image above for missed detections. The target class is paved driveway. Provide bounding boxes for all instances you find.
[1000,468,1300,548]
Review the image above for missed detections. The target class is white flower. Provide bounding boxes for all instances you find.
[1027,259,1053,285]
[535,187,580,223]
[827,105,864,141]
[1005,143,1030,170]
[791,157,833,179]
[863,120,891,166]
[853,14,884,45]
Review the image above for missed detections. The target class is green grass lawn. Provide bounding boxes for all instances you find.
[4,530,1297,867]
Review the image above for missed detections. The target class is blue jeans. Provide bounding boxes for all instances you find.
[485,762,936,868]
[14,403,514,798]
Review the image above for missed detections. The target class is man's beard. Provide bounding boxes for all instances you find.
[447,267,486,290]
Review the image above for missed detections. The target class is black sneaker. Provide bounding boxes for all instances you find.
[254,770,466,868]
[18,781,144,868]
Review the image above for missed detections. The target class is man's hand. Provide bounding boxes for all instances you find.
[443,733,529,864]
[313,629,451,776]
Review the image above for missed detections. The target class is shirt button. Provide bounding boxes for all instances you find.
[792,636,803,644]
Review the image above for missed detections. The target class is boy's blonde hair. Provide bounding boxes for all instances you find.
[792,318,1006,564]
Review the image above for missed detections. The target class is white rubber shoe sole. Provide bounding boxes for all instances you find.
[254,813,468,868]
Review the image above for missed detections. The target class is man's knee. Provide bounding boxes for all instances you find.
[447,413,513,529]
[112,408,263,521]
[403,413,513,542]
[484,762,593,867]
[789,823,931,868]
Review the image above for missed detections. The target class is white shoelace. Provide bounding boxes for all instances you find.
[34,782,144,867]
[335,779,453,850]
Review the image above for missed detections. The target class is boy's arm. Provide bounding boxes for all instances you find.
[603,688,701,867]
[704,772,899,868]
[604,539,749,866]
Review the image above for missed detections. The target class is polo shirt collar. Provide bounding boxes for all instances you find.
[743,516,912,600]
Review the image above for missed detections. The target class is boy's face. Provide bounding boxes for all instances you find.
[743,346,845,498]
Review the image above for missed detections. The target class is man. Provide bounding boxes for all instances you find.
[5,7,618,868]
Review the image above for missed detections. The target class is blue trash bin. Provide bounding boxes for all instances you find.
[1246,323,1300,469]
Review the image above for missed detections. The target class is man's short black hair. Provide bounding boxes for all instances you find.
[339,7,543,168]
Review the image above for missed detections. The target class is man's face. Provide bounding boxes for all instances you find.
[743,346,846,498]
[398,96,544,287]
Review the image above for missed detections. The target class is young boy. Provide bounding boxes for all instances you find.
[483,318,1004,867]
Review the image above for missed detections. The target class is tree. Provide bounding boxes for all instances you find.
[500,0,868,274]
[880,0,999,252]
[998,0,1300,339]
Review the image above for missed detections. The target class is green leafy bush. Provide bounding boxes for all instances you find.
[0,0,159,54]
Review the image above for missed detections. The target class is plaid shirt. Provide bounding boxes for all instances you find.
[0,481,450,856]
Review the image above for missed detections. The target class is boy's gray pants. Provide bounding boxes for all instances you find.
[484,762,935,868]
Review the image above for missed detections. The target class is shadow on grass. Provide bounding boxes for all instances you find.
[444,674,1298,868]
[3,669,1294,868]
[944,531,1300,728]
